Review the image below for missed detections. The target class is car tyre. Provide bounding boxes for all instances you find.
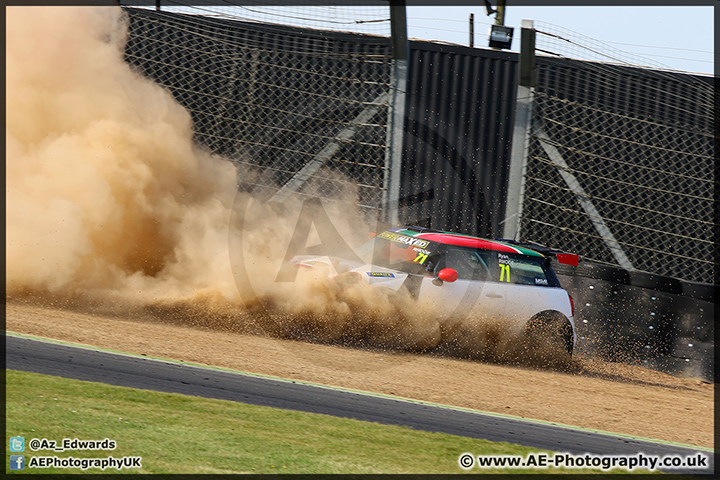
[520,311,574,367]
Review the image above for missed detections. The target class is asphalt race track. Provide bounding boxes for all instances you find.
[6,335,713,475]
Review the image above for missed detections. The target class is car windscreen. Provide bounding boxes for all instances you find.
[357,231,441,275]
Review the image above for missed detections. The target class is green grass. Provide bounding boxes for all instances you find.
[6,370,647,474]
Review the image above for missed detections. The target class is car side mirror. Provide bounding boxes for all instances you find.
[433,268,458,286]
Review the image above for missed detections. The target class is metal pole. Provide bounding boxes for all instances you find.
[502,19,535,240]
[383,1,408,225]
[389,1,408,62]
[495,0,506,26]
[490,0,507,51]
[469,13,474,48]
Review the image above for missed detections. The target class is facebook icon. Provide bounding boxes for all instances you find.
[10,455,25,470]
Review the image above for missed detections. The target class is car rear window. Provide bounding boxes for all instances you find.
[432,246,559,286]
[496,252,560,287]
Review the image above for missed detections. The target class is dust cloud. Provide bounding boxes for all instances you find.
[5,6,565,368]
[4,5,416,338]
[7,6,237,301]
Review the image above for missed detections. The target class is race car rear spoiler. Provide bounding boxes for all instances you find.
[494,239,579,266]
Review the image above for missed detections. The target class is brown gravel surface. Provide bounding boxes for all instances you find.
[6,301,714,448]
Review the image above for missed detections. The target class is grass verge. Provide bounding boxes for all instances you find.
[6,369,647,474]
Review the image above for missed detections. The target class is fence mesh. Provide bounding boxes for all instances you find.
[122,4,392,215]
[520,22,714,284]
[150,1,392,37]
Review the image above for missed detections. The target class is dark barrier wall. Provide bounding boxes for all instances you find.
[556,262,714,382]
[399,41,517,239]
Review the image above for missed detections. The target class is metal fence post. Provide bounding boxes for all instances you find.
[383,1,408,225]
[502,19,535,240]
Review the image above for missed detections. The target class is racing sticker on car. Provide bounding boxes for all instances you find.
[498,253,513,282]
[411,246,431,264]
[378,231,430,249]
[367,272,396,278]
[413,252,429,264]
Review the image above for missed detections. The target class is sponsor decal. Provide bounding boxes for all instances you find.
[378,231,430,249]
[367,272,395,278]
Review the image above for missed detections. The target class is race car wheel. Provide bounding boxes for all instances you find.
[521,311,574,365]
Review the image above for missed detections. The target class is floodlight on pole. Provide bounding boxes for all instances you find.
[488,1,513,50]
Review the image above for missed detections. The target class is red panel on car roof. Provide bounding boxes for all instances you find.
[416,233,521,253]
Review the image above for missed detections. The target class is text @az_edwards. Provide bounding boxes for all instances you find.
[27,437,116,452]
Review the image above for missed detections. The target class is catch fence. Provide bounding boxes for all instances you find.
[519,22,714,284]
[122,5,393,215]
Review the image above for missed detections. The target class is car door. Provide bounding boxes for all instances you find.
[417,246,506,321]
[485,252,572,325]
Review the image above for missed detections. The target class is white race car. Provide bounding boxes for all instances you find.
[291,226,579,357]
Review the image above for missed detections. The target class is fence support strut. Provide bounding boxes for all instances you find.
[271,93,388,203]
[535,128,634,269]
